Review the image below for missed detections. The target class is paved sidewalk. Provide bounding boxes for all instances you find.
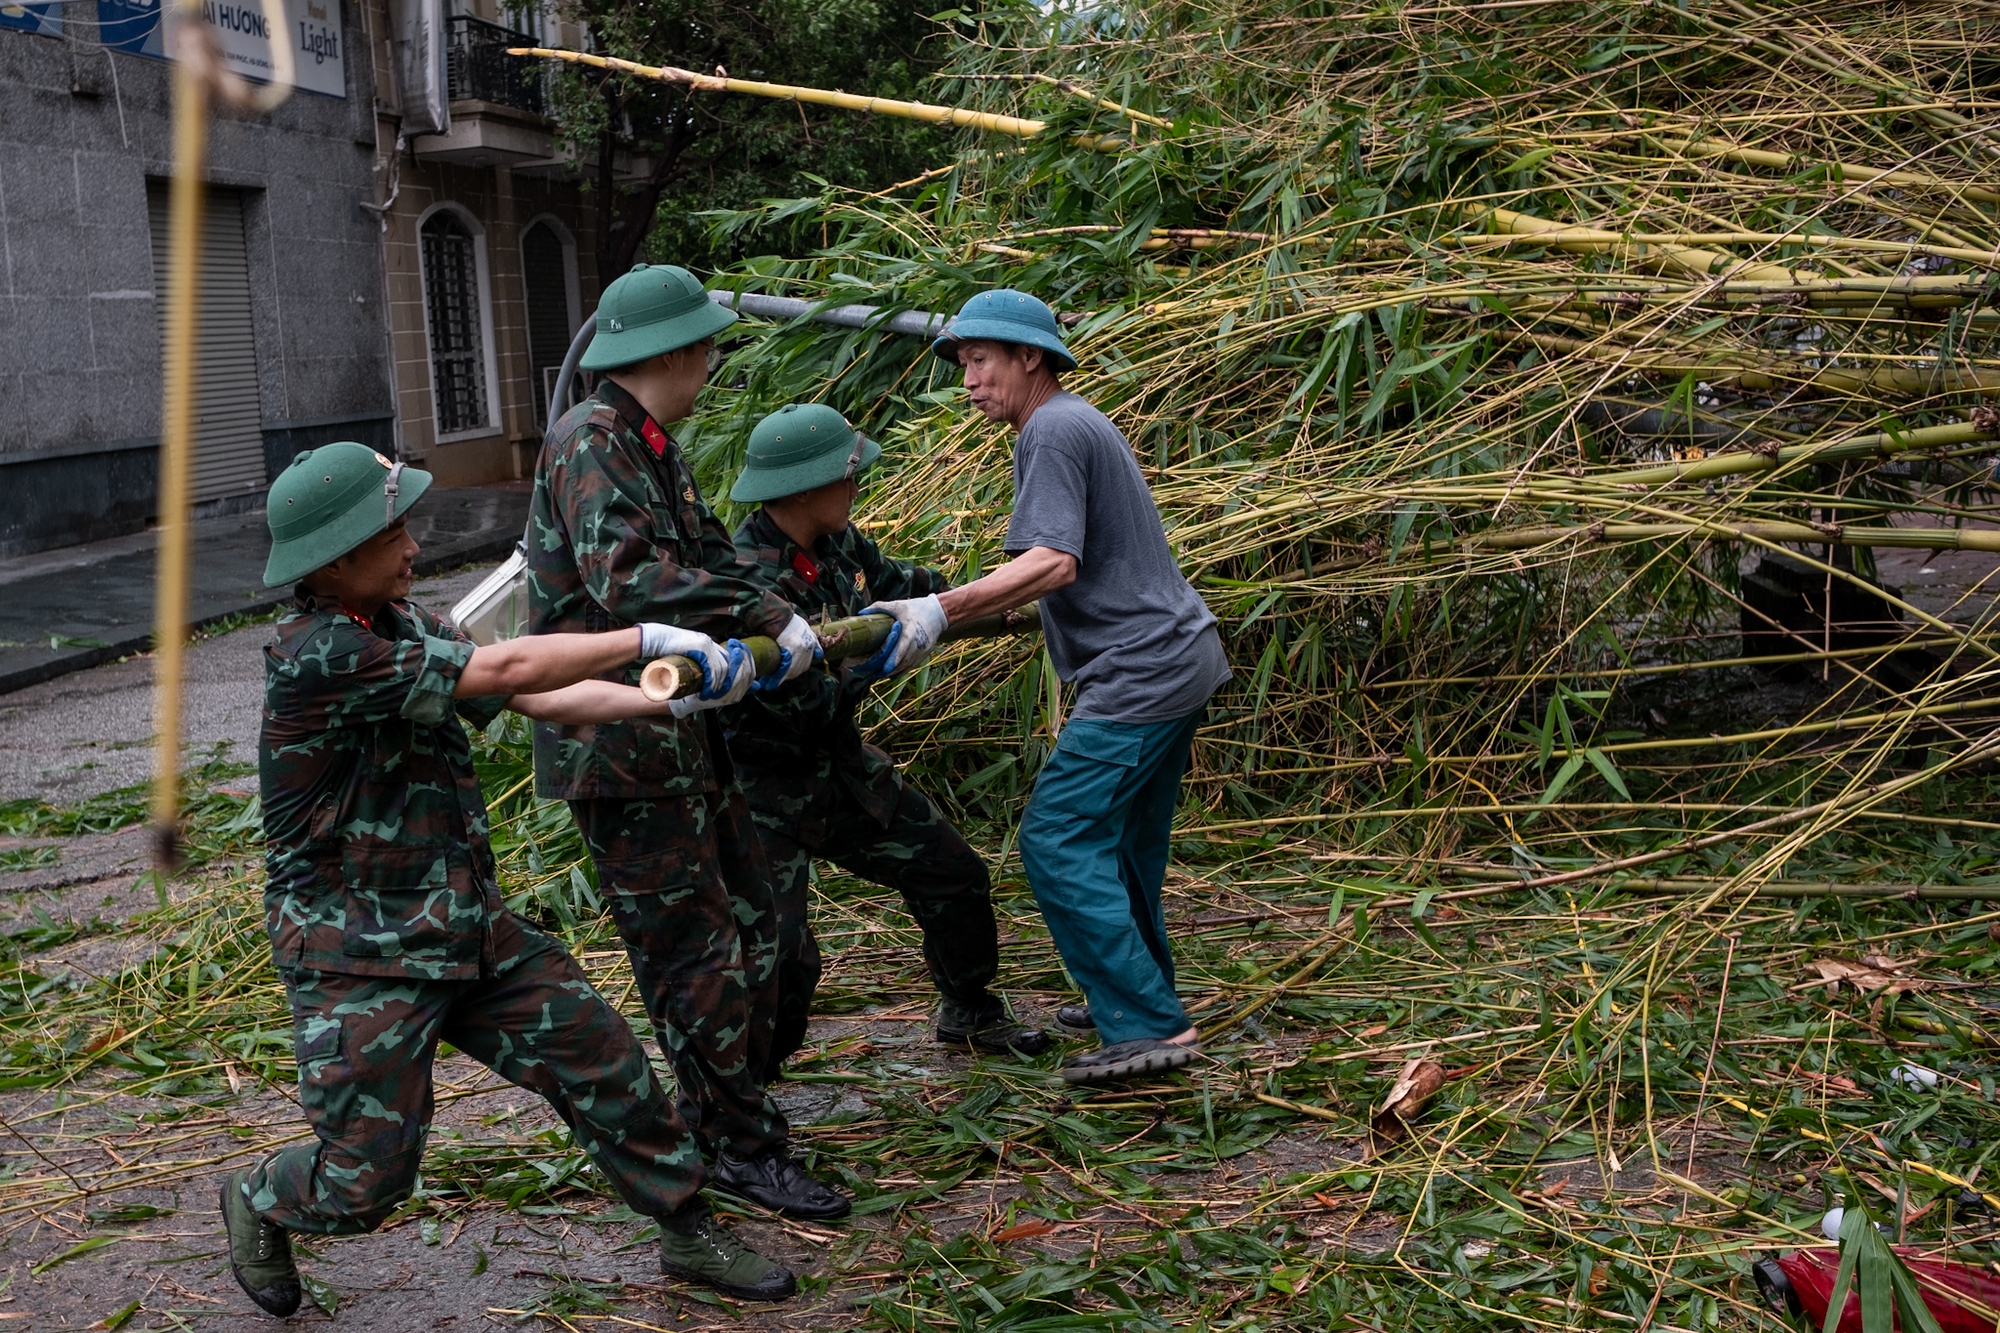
[0,563,491,814]
[0,482,529,696]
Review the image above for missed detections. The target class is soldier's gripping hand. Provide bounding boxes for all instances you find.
[856,595,948,680]
[637,624,755,717]
[752,614,821,693]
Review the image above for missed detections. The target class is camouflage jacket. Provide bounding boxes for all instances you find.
[526,378,794,801]
[725,507,949,824]
[260,590,545,981]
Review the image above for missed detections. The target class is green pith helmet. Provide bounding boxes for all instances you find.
[729,403,881,504]
[580,263,738,371]
[931,288,1078,373]
[263,443,432,587]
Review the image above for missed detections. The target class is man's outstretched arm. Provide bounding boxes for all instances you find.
[937,547,1076,624]
[454,628,646,699]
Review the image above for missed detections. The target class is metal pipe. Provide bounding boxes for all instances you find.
[708,289,947,339]
[548,317,595,423]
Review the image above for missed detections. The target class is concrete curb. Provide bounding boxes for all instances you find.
[0,530,520,698]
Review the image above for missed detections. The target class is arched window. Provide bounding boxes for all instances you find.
[520,218,579,428]
[420,209,492,436]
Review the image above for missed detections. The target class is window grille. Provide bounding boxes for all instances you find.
[421,211,490,435]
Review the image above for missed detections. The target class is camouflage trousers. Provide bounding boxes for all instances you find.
[570,787,789,1160]
[244,935,704,1235]
[738,761,1000,1079]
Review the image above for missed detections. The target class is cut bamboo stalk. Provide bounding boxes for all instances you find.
[638,603,1042,702]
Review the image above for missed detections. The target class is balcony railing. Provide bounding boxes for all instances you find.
[445,15,545,117]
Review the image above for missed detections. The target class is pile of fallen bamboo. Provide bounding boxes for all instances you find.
[518,1,2000,893]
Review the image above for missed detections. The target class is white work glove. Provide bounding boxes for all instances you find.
[856,594,948,680]
[752,613,821,693]
[636,624,753,715]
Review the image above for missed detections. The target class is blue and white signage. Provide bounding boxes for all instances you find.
[96,0,346,98]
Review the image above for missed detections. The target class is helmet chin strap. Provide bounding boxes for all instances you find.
[384,461,405,524]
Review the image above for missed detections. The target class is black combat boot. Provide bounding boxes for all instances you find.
[936,996,1051,1056]
[711,1145,852,1220]
[657,1203,797,1301]
[1054,1005,1095,1033]
[220,1170,301,1318]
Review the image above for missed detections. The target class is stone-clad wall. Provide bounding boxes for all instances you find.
[0,0,393,556]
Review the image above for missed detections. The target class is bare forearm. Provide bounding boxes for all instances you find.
[936,547,1076,624]
[507,679,675,724]
[455,628,642,698]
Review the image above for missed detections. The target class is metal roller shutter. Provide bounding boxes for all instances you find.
[147,185,266,504]
[520,221,571,429]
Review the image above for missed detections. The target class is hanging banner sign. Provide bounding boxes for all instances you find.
[95,0,346,98]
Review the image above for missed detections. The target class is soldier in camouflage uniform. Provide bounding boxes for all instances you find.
[223,443,797,1319]
[527,264,849,1220]
[724,404,1050,1071]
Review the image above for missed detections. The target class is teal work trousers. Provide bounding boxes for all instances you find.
[1018,706,1205,1045]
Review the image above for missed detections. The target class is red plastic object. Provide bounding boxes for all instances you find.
[1771,1247,2000,1332]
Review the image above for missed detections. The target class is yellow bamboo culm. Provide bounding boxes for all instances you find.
[151,2,209,867]
[1480,206,1801,284]
[1651,134,2000,207]
[509,48,1051,138]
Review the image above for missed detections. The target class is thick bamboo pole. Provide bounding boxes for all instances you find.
[150,0,293,867]
[639,604,1042,702]
[150,19,207,868]
[509,48,1093,142]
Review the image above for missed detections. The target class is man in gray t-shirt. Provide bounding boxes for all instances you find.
[859,288,1230,1086]
[1006,392,1231,722]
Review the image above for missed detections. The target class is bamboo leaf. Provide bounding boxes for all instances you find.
[1496,144,1558,176]
[1538,754,1587,805]
[32,1237,117,1273]
[1582,748,1632,800]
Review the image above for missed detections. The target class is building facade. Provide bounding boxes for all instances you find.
[0,0,604,556]
[365,0,607,487]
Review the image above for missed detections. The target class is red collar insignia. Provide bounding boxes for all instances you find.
[640,418,669,456]
[791,552,820,585]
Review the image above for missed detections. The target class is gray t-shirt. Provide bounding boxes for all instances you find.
[1004,392,1230,724]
